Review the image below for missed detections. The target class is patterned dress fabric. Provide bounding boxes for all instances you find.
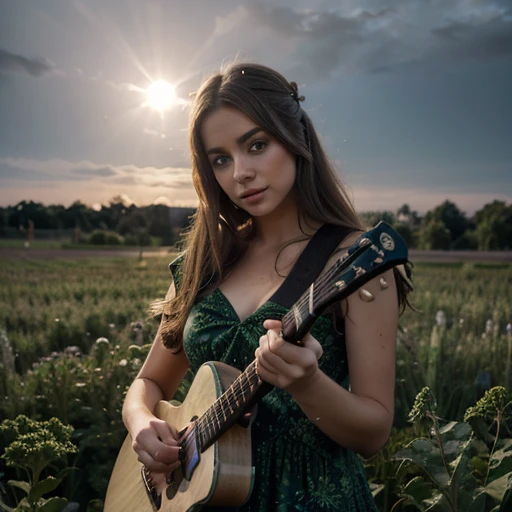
[170,254,378,512]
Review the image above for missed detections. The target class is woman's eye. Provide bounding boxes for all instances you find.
[250,140,267,152]
[212,155,230,167]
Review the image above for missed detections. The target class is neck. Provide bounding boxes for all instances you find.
[252,199,320,248]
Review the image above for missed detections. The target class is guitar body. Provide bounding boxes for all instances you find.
[104,362,254,511]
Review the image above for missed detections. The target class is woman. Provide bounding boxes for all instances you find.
[122,62,410,511]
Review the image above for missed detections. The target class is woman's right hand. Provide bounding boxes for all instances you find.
[131,415,182,474]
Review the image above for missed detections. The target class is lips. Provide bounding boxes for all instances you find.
[240,187,267,199]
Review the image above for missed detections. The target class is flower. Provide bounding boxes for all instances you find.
[435,310,446,327]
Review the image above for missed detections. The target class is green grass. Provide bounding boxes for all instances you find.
[0,238,69,249]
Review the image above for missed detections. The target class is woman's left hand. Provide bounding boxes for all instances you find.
[255,319,323,394]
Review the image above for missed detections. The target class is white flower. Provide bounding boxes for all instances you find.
[435,310,446,327]
[119,359,128,367]
[485,319,493,335]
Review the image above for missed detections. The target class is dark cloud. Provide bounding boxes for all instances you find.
[246,3,512,78]
[0,48,54,77]
[432,15,512,60]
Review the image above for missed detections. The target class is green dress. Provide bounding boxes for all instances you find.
[170,254,378,512]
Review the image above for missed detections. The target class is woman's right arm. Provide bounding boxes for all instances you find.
[122,282,190,473]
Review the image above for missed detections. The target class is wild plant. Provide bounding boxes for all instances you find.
[392,386,512,511]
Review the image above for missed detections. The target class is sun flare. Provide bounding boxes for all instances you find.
[144,80,177,112]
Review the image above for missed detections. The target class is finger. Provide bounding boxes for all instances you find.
[263,332,318,368]
[136,437,181,466]
[152,421,178,446]
[257,345,303,379]
[137,450,181,474]
[301,334,323,360]
[263,319,282,331]
[255,352,282,381]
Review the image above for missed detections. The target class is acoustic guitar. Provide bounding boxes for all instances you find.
[104,221,410,511]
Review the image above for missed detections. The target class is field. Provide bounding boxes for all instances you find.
[0,254,511,510]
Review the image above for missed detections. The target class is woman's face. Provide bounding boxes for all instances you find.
[200,106,297,219]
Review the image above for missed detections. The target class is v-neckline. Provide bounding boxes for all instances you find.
[213,287,279,324]
[212,224,329,324]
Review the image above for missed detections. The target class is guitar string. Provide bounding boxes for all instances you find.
[196,244,384,441]
[197,363,260,441]
[196,256,370,440]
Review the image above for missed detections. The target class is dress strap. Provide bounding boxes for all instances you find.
[269,223,353,309]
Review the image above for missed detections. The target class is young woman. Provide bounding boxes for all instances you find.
[122,62,410,511]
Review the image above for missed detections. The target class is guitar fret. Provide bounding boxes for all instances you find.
[226,387,235,414]
[309,282,315,315]
[219,396,228,422]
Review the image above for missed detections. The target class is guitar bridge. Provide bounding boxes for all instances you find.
[141,465,161,511]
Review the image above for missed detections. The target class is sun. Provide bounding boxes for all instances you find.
[144,80,177,112]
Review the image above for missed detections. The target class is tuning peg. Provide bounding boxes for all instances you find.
[359,288,375,302]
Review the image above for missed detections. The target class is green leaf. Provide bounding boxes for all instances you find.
[7,480,30,495]
[28,476,63,504]
[484,472,512,502]
[38,497,68,512]
[489,439,512,481]
[439,421,458,435]
[462,490,486,512]
[423,492,451,511]
[394,440,451,490]
[451,438,473,488]
[498,485,512,511]
[403,476,434,502]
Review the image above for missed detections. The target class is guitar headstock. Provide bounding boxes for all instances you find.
[282,221,410,342]
[314,221,409,312]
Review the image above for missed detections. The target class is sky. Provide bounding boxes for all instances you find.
[0,0,511,215]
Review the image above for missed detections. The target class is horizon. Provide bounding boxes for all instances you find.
[0,1,511,216]
[2,192,507,218]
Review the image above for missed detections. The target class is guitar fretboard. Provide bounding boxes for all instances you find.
[191,226,405,452]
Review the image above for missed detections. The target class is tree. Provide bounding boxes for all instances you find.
[474,201,512,250]
[425,200,468,244]
[419,220,451,250]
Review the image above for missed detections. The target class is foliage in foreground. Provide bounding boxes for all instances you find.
[392,386,512,511]
[0,415,77,512]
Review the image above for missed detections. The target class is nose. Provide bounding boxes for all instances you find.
[232,155,255,183]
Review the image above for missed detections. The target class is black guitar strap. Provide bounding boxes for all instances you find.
[269,223,354,309]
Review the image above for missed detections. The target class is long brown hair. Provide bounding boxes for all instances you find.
[160,62,375,350]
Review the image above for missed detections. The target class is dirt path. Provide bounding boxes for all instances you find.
[1,247,511,263]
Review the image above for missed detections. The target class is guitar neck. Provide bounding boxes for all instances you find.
[194,304,307,453]
[194,221,409,452]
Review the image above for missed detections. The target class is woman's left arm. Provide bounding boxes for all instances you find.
[255,268,398,459]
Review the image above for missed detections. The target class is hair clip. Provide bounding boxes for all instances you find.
[289,81,305,103]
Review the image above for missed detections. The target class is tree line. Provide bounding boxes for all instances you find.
[1,196,511,250]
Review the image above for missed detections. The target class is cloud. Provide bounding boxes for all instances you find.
[0,157,193,188]
[0,48,55,77]
[241,1,512,78]
[432,14,512,60]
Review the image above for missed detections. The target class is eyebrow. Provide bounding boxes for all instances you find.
[206,127,263,155]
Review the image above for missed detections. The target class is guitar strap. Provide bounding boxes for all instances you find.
[270,223,354,309]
